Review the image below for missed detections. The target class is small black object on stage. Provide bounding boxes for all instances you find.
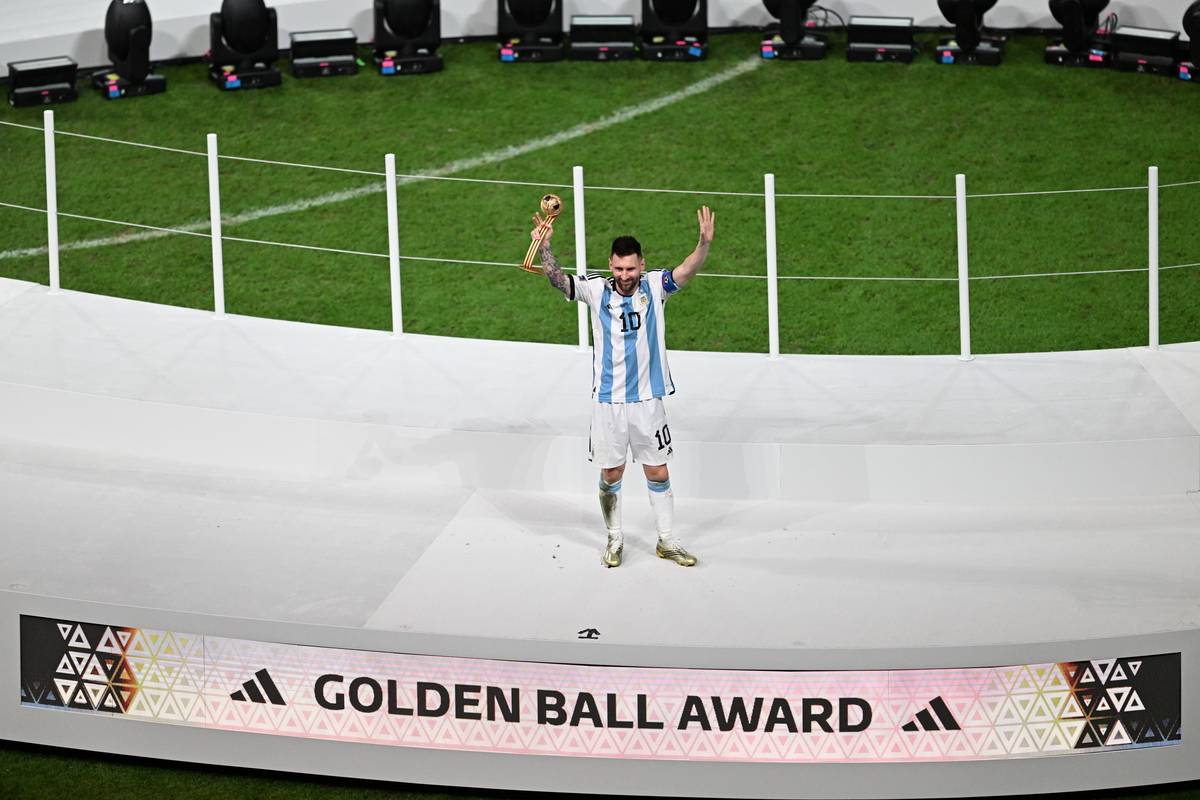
[570,15,638,61]
[92,0,167,99]
[934,0,1004,65]
[6,57,78,108]
[498,0,565,63]
[290,29,358,78]
[1045,0,1113,67]
[207,0,282,90]
[847,16,917,63]
[1112,25,1180,76]
[641,0,708,61]
[374,0,443,75]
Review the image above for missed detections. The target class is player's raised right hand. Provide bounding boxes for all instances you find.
[532,213,555,244]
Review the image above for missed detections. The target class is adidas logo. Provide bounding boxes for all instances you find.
[230,669,286,706]
[901,696,960,732]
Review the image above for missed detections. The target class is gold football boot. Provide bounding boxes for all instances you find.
[602,534,624,568]
[655,538,697,567]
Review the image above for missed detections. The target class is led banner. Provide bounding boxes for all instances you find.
[19,616,1181,763]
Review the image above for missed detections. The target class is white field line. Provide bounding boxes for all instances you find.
[0,57,762,262]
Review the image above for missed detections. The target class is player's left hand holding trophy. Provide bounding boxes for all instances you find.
[522,194,562,273]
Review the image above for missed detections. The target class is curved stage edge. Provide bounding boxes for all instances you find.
[3,592,1198,799]
[1,278,1198,797]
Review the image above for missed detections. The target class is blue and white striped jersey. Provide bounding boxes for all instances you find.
[567,269,680,403]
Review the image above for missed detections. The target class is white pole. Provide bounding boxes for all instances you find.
[206,133,225,318]
[572,165,588,350]
[764,173,780,359]
[386,154,403,336]
[1149,165,1159,351]
[956,173,972,362]
[43,110,60,294]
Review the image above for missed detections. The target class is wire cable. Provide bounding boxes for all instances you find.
[218,154,383,177]
[5,199,1200,284]
[968,185,1147,199]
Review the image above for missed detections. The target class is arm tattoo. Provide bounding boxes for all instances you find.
[540,243,570,295]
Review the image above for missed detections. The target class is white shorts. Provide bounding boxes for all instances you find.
[589,398,674,469]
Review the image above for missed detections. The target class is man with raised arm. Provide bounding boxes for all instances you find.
[533,206,715,568]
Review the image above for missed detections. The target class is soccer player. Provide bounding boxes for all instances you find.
[534,206,714,568]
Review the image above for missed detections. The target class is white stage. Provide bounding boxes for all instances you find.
[1,275,1198,797]
[1,0,1194,78]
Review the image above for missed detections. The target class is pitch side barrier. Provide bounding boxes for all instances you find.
[2,111,1199,358]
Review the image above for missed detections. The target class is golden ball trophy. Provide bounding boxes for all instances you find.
[521,194,563,273]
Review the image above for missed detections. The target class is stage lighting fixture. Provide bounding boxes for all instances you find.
[91,0,166,99]
[1112,25,1179,76]
[642,0,708,60]
[846,16,917,63]
[1180,1,1200,81]
[290,30,358,78]
[374,0,443,74]
[1045,0,1112,67]
[6,57,78,108]
[570,16,638,61]
[207,0,282,90]
[498,0,564,63]
[934,0,1004,65]
[760,0,828,60]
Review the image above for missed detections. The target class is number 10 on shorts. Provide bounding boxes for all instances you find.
[654,424,671,450]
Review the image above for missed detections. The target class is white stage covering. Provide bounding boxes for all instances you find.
[0,276,1198,655]
[3,276,1199,797]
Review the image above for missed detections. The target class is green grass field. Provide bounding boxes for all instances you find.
[1,740,1199,800]
[2,31,1200,356]
[3,30,1200,799]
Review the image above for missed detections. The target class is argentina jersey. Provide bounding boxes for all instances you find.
[567,270,679,403]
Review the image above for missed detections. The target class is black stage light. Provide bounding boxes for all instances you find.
[641,0,708,60]
[92,0,167,99]
[935,0,1004,65]
[1112,24,1179,76]
[846,16,917,63]
[1180,1,1200,81]
[570,15,638,61]
[1045,0,1112,67]
[374,0,443,74]
[6,57,78,108]
[290,29,358,78]
[498,0,564,63]
[207,0,282,90]
[760,0,829,61]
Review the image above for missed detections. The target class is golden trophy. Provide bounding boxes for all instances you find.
[522,194,563,273]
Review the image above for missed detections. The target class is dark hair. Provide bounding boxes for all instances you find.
[610,236,642,258]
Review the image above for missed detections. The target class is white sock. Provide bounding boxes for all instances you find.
[647,479,674,540]
[599,478,622,540]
